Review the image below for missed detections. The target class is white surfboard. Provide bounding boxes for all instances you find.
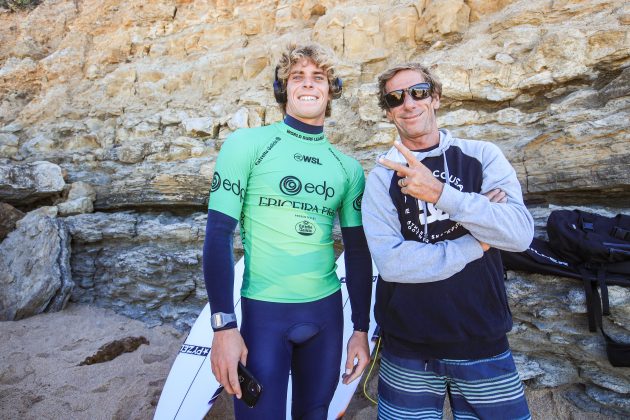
[154,254,379,420]
[154,257,246,419]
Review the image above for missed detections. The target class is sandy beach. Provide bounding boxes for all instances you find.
[0,303,615,420]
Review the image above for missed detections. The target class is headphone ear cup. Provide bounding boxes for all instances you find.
[274,80,287,103]
[273,66,287,104]
[331,77,343,100]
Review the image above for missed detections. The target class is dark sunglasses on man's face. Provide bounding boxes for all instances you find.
[384,82,433,108]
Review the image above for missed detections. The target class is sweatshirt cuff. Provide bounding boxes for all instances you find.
[436,183,464,216]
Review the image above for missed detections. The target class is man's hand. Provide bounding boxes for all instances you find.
[379,141,444,204]
[342,331,370,385]
[210,328,248,399]
[484,188,507,204]
[478,188,508,251]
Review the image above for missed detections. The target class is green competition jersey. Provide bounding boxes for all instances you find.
[208,121,365,303]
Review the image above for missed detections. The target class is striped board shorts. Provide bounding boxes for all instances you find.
[378,349,531,420]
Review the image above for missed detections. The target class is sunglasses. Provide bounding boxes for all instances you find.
[384,82,433,108]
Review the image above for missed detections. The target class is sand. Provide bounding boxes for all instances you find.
[0,303,615,420]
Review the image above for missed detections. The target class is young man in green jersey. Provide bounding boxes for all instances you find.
[203,43,373,419]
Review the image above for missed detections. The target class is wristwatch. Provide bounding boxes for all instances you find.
[211,312,237,329]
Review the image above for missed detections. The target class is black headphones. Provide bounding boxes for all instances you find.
[273,66,343,104]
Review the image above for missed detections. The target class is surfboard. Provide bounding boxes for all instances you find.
[154,253,379,420]
[316,255,380,419]
[154,257,246,419]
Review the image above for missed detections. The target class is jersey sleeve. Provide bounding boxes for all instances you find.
[339,158,365,228]
[208,130,254,219]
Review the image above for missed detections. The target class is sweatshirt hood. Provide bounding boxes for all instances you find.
[376,128,454,167]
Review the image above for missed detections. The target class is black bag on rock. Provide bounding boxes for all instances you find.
[501,209,630,367]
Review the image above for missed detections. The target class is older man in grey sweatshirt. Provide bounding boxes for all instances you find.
[362,62,534,420]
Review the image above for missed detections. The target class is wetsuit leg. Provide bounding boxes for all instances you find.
[234,297,292,420]
[234,291,344,420]
[290,291,343,420]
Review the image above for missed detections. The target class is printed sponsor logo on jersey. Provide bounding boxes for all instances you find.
[179,344,210,357]
[211,172,221,192]
[213,172,245,201]
[286,128,325,142]
[279,176,302,195]
[353,194,362,211]
[327,147,351,179]
[279,176,335,200]
[294,153,323,165]
[259,196,335,216]
[255,137,281,165]
[295,220,316,236]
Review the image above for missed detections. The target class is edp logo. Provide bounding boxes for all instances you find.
[279,176,335,200]
[211,171,245,201]
[353,194,362,211]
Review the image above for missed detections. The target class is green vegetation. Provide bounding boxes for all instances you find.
[0,0,41,12]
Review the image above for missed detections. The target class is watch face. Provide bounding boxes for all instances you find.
[212,313,235,328]
[212,313,224,328]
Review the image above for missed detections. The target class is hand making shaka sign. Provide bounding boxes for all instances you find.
[378,140,445,204]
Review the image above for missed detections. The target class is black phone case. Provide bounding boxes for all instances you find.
[237,362,263,408]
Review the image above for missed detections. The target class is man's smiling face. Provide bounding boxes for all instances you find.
[385,69,441,149]
[285,59,330,126]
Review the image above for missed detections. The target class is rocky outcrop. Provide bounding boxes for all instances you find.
[508,270,630,416]
[0,207,73,320]
[56,181,96,215]
[0,160,65,204]
[0,0,627,208]
[64,211,235,330]
[0,0,628,415]
[0,201,23,239]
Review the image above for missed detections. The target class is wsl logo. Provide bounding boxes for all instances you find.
[279,176,335,200]
[295,220,316,236]
[294,153,323,165]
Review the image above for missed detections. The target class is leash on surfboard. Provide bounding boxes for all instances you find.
[362,336,381,405]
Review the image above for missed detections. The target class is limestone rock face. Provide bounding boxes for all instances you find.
[0,0,629,415]
[0,202,24,240]
[1,0,627,206]
[0,161,65,204]
[64,211,242,330]
[0,209,73,320]
[56,181,96,216]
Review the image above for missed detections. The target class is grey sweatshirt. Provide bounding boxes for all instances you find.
[361,128,534,359]
[363,129,534,284]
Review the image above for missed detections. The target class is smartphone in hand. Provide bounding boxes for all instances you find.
[237,362,263,408]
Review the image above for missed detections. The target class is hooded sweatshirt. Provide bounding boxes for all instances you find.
[362,129,534,359]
